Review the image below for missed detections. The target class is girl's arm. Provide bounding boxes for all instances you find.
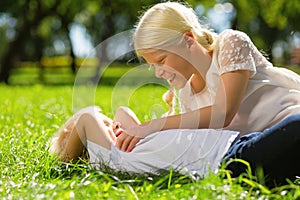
[143,70,250,134]
[115,69,250,152]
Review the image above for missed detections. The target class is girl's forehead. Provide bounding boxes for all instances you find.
[140,49,166,63]
[141,48,164,55]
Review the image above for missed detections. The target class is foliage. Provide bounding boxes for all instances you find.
[1,0,300,83]
[227,0,300,60]
[230,0,300,30]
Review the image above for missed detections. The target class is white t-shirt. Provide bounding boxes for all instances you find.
[179,29,300,135]
[87,129,238,177]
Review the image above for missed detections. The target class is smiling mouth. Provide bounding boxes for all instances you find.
[168,73,176,83]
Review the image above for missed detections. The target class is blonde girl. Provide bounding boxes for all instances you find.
[116,1,300,152]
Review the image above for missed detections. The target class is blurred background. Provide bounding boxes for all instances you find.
[0,0,299,85]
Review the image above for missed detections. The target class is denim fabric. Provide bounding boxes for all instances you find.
[223,114,300,185]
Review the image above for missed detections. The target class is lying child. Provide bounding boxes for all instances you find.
[49,104,240,178]
[49,91,300,185]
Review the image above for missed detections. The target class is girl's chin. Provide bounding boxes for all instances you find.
[169,80,186,89]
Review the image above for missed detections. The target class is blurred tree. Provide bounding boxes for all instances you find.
[80,0,161,82]
[0,0,56,83]
[0,0,163,84]
[0,0,299,84]
[228,0,300,60]
[0,0,85,83]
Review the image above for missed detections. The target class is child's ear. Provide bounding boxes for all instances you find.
[183,32,195,48]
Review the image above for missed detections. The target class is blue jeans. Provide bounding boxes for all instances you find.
[223,114,300,185]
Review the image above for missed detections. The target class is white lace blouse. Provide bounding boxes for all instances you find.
[179,29,300,135]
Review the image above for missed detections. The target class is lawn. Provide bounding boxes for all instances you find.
[1,65,300,199]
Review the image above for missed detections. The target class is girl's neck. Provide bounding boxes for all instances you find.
[190,73,206,94]
[192,42,212,77]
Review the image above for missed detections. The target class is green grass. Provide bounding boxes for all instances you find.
[1,84,299,199]
[1,66,300,199]
[8,63,146,86]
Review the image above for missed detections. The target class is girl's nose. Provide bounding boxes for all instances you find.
[154,64,165,78]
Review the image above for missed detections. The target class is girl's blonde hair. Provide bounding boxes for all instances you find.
[133,2,217,55]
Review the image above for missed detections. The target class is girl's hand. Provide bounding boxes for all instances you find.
[115,130,141,152]
[115,120,161,152]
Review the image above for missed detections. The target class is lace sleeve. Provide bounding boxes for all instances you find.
[218,30,257,77]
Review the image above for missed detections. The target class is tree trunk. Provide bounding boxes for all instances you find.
[0,0,60,84]
[0,25,30,83]
[69,43,77,74]
[92,42,110,84]
[62,19,77,74]
[92,1,115,84]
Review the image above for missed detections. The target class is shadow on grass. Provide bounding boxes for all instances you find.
[48,158,194,191]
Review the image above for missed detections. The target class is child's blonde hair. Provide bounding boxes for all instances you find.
[49,115,79,160]
[49,106,100,162]
[133,2,217,55]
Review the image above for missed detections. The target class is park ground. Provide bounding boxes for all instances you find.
[1,65,300,199]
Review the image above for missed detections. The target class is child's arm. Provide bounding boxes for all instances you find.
[113,106,141,129]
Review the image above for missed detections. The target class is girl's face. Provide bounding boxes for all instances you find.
[141,49,197,89]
